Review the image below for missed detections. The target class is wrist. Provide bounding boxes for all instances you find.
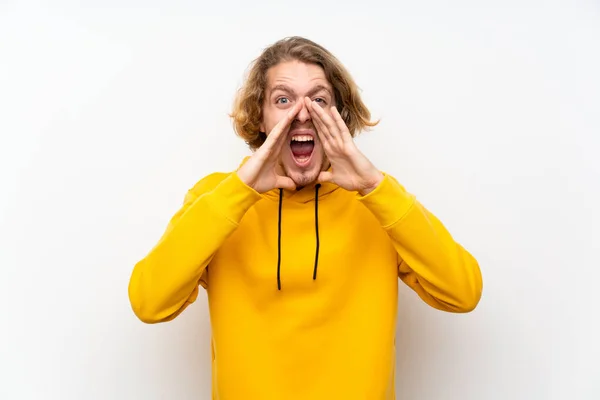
[358,171,384,196]
[236,164,255,189]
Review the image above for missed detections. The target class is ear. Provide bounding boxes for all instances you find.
[259,121,265,133]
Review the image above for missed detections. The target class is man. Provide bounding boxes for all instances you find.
[128,36,483,399]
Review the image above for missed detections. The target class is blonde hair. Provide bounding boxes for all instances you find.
[230,36,378,150]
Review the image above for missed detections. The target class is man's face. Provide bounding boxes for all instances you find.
[260,60,333,188]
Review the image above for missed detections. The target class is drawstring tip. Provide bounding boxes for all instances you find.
[313,183,320,282]
[277,184,321,290]
[277,188,283,291]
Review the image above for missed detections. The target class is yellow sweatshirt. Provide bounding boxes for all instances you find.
[128,160,482,400]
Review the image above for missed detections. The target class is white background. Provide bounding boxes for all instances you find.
[1,1,599,399]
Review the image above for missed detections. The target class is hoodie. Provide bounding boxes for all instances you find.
[128,158,483,400]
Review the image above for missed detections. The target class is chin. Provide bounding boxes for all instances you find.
[287,169,320,188]
[283,153,324,188]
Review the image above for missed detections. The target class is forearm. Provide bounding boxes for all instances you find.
[128,172,262,323]
[358,173,482,312]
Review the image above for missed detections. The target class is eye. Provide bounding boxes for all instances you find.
[314,97,327,104]
[276,97,290,104]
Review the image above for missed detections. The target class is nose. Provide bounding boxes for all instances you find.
[294,101,311,123]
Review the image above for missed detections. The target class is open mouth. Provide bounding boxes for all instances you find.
[290,134,315,166]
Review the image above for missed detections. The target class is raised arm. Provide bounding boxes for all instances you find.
[129,102,304,323]
[300,99,482,312]
[128,172,262,323]
[358,174,483,312]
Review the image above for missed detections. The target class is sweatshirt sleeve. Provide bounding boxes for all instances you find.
[128,172,263,323]
[357,173,483,313]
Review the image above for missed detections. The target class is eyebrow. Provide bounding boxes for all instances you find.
[269,84,333,98]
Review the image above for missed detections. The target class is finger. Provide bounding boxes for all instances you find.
[275,175,296,190]
[273,101,303,150]
[305,97,327,135]
[310,100,337,133]
[317,171,334,183]
[305,97,332,142]
[309,100,343,146]
[261,101,302,154]
[308,106,334,157]
[330,106,353,143]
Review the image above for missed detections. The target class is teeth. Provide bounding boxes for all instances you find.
[291,135,313,142]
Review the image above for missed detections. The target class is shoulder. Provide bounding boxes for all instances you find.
[186,157,251,199]
[190,172,230,193]
[184,171,231,202]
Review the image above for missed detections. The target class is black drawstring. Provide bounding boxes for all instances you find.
[276,184,321,290]
[313,184,321,280]
[277,188,283,290]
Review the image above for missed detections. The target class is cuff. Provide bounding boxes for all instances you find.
[356,173,416,228]
[204,172,263,225]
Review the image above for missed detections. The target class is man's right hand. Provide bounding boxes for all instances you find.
[236,102,302,193]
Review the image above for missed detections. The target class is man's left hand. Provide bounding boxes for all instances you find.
[304,97,383,196]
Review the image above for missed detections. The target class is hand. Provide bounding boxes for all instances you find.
[237,101,302,193]
[304,97,384,195]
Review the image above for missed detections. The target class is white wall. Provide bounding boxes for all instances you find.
[1,1,599,399]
